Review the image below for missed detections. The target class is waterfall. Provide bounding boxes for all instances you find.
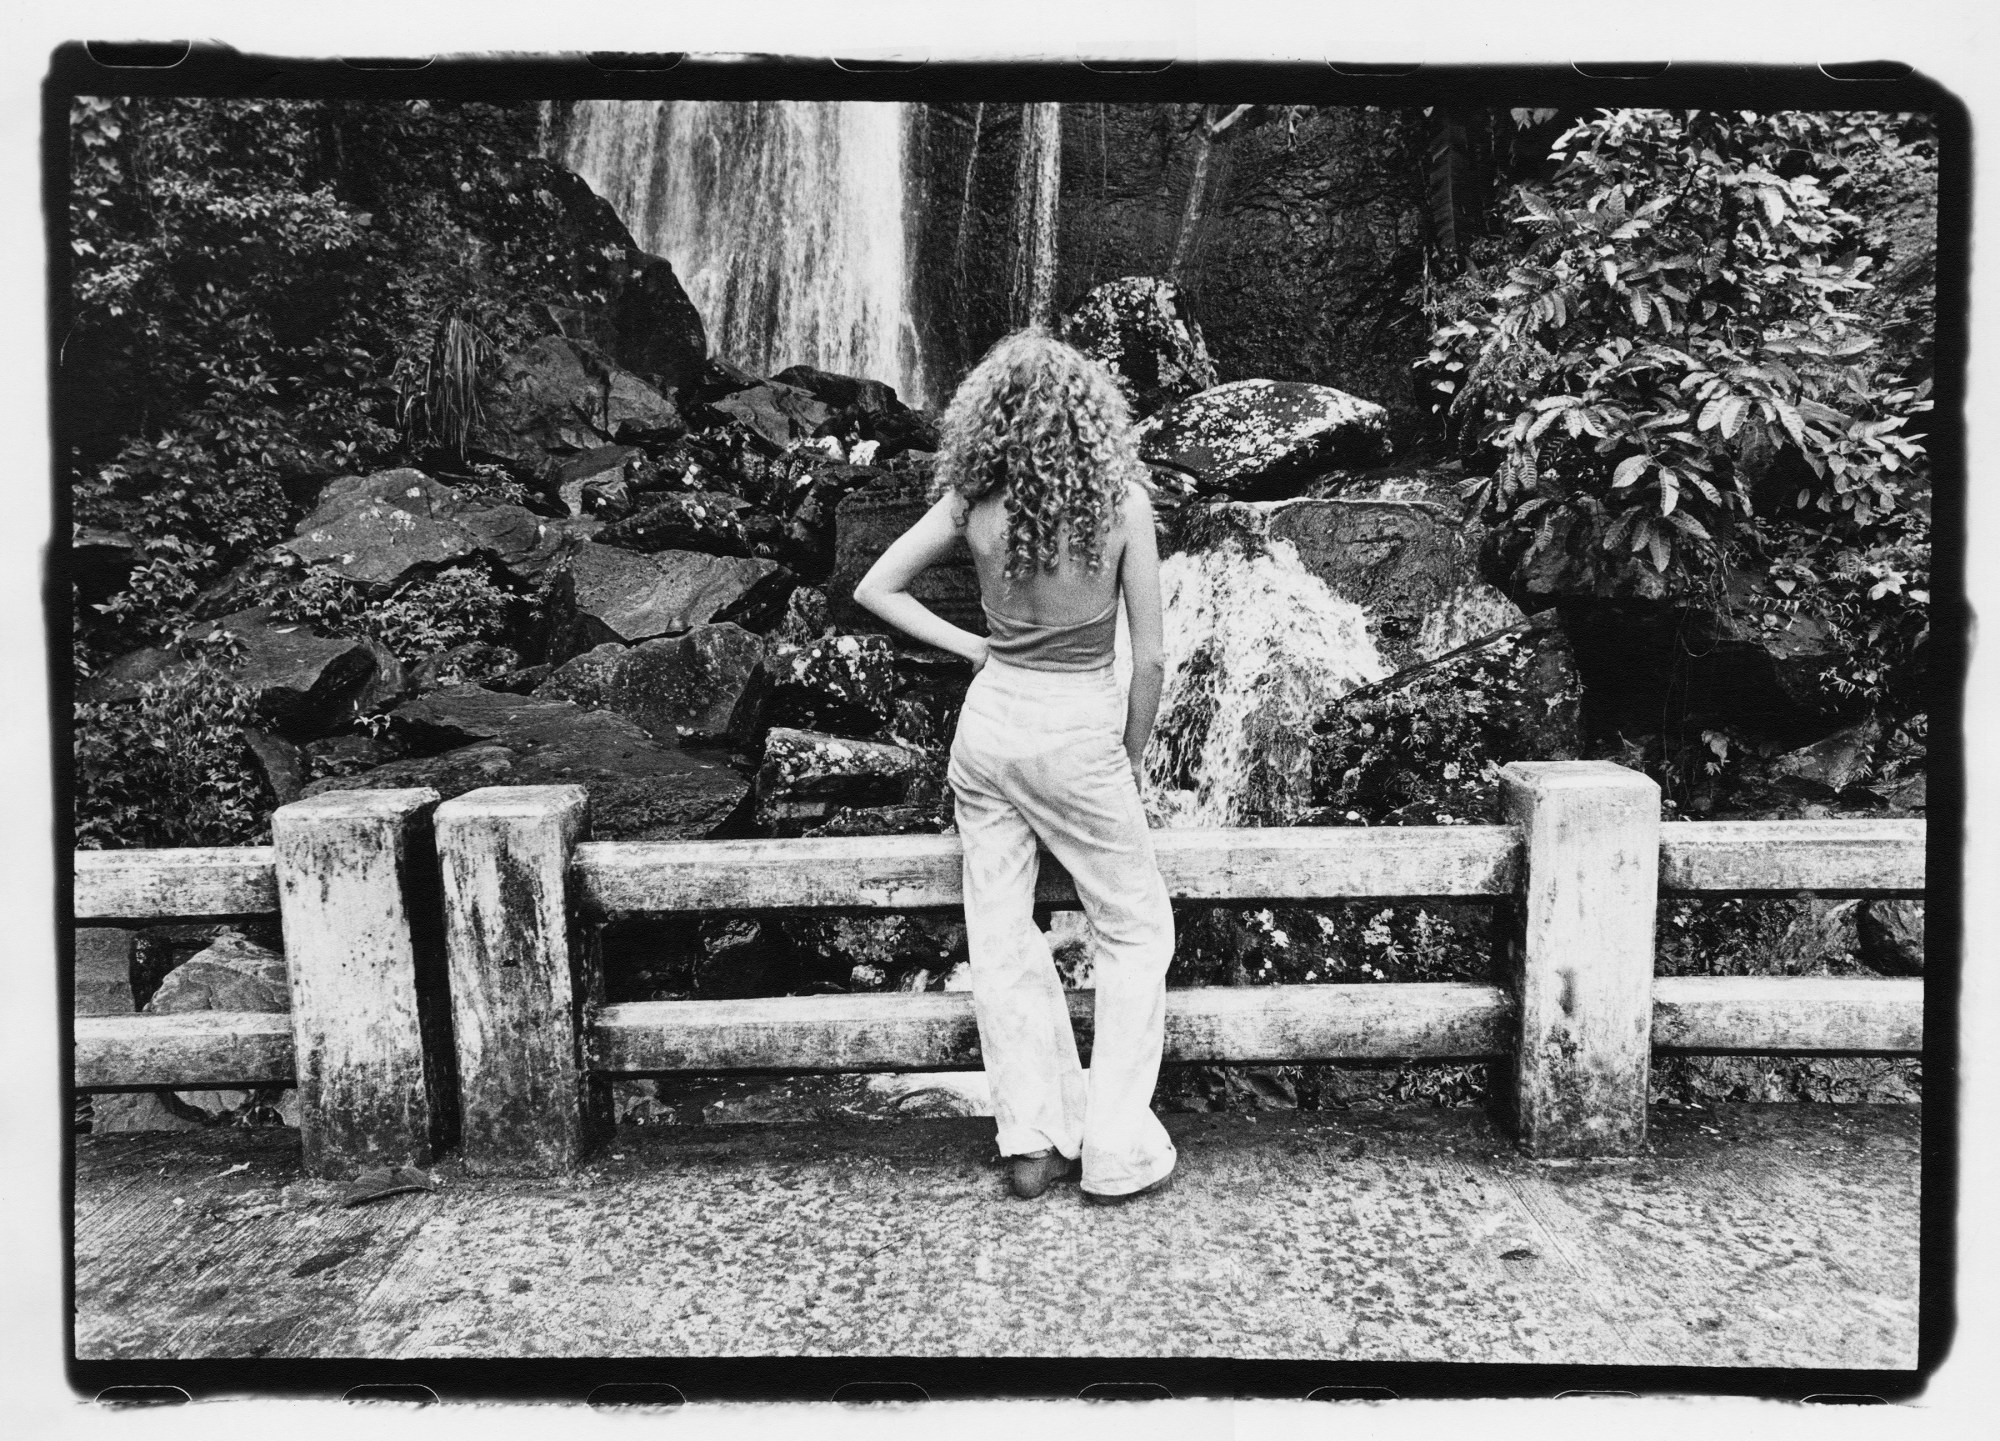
[1142,540,1390,829]
[561,100,927,405]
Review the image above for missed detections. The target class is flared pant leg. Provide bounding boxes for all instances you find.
[948,660,1178,1197]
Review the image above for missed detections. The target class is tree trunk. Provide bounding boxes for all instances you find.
[1008,102,1062,330]
[1167,104,1259,288]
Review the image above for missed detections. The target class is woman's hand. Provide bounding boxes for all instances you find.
[968,637,990,674]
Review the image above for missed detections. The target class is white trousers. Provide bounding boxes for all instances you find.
[947,657,1178,1197]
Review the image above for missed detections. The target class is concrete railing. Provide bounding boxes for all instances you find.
[72,762,1926,1176]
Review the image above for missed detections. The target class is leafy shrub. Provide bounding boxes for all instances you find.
[1422,109,1933,584]
[265,563,529,663]
[74,635,268,849]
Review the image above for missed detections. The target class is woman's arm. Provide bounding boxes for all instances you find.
[851,493,989,667]
[1118,484,1168,780]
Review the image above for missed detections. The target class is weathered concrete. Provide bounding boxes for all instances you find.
[72,1104,1917,1367]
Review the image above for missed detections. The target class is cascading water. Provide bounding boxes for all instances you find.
[1141,540,1391,829]
[561,100,926,405]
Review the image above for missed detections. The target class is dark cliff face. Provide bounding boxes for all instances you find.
[905,104,1434,437]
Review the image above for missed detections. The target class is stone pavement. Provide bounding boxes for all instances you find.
[73,1103,1920,1368]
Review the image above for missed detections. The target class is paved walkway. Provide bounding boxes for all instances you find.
[73,1103,1919,1368]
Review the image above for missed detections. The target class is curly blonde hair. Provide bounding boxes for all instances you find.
[932,328,1148,577]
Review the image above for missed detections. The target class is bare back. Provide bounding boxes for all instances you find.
[959,484,1140,626]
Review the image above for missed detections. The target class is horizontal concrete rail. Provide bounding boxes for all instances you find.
[74,1012,295,1089]
[1658,819,1925,896]
[589,983,1517,1074]
[575,825,1524,913]
[1653,975,1924,1054]
[73,847,278,921]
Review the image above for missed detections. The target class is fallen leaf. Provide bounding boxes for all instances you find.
[211,1161,252,1180]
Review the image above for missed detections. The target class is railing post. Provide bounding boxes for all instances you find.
[271,788,446,1179]
[433,785,603,1175]
[1499,761,1661,1158]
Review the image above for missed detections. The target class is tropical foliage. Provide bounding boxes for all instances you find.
[1422,109,1933,584]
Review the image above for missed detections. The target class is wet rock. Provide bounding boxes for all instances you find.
[775,913,965,991]
[612,250,709,399]
[78,646,177,704]
[732,633,899,746]
[801,803,942,838]
[826,467,984,637]
[1770,719,1882,799]
[775,585,834,646]
[536,624,765,745]
[242,728,305,806]
[471,335,681,467]
[547,543,793,658]
[1139,379,1391,498]
[769,365,901,416]
[318,686,751,841]
[755,726,923,826]
[196,606,401,737]
[454,505,582,585]
[594,491,751,557]
[1310,610,1584,826]
[1857,900,1924,975]
[1059,275,1219,418]
[1179,496,1523,669]
[694,918,798,1000]
[773,464,880,582]
[408,642,524,696]
[709,382,834,450]
[555,445,645,516]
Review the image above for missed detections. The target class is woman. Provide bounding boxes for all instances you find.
[853,329,1176,1204]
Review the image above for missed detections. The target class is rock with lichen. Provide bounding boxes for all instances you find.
[1139,379,1391,498]
[731,632,900,746]
[754,726,923,827]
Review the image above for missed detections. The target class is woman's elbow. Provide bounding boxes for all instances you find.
[852,575,893,616]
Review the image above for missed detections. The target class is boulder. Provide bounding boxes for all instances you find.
[1178,497,1523,670]
[74,927,136,1016]
[1856,900,1924,976]
[775,586,834,646]
[454,504,580,584]
[770,365,902,416]
[693,917,801,1000]
[282,472,486,591]
[408,642,524,695]
[709,382,835,451]
[825,467,984,638]
[731,633,899,745]
[92,930,295,1133]
[149,931,290,1012]
[471,335,681,468]
[1059,275,1219,418]
[771,464,880,583]
[594,492,752,557]
[314,686,752,842]
[302,732,401,785]
[242,727,306,806]
[536,624,766,744]
[1310,610,1584,826]
[198,606,401,737]
[78,646,177,704]
[755,727,923,826]
[770,913,965,993]
[546,544,793,658]
[613,251,709,398]
[1139,379,1391,498]
[555,445,645,516]
[1770,719,1883,798]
